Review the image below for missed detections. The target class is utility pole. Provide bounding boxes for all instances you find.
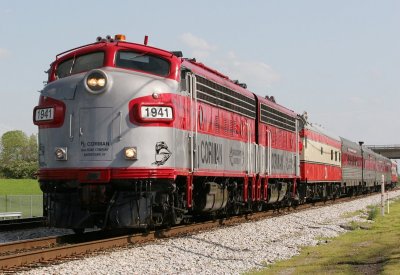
[359,141,364,192]
[381,174,385,216]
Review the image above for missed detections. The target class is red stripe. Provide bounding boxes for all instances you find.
[265,174,298,179]
[38,167,301,182]
[300,129,341,148]
[300,162,342,181]
[38,168,250,182]
[38,168,177,182]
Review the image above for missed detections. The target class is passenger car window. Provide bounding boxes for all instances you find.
[56,52,104,79]
[115,51,170,76]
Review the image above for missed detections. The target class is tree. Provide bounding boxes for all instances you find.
[0,130,38,179]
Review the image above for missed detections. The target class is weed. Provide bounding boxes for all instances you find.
[367,206,379,220]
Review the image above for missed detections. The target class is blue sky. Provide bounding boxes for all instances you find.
[0,0,399,145]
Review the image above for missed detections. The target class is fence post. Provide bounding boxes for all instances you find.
[387,191,390,214]
[381,174,385,216]
[5,195,8,212]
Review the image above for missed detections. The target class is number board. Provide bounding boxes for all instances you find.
[35,107,54,121]
[141,106,173,119]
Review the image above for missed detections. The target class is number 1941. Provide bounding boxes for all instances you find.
[141,106,173,119]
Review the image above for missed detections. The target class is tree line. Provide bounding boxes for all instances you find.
[0,130,38,179]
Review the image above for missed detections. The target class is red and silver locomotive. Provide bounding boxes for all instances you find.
[33,35,300,231]
[33,35,396,232]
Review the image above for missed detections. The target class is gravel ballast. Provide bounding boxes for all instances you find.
[16,191,400,275]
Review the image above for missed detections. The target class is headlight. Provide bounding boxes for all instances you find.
[84,70,108,94]
[124,147,138,160]
[55,147,67,161]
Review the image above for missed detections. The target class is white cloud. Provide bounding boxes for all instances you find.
[179,33,217,59]
[180,33,217,52]
[3,8,12,14]
[0,48,10,59]
[368,68,383,80]
[179,33,280,95]
[215,51,281,94]
[349,96,364,105]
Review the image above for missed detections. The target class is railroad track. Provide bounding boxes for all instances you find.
[0,191,393,273]
[0,217,45,232]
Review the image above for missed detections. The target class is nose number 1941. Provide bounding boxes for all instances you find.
[141,106,173,119]
[35,107,54,121]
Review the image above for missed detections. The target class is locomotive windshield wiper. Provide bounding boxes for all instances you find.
[68,55,76,75]
[124,51,149,61]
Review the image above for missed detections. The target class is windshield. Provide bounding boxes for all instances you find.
[56,52,104,79]
[115,51,170,77]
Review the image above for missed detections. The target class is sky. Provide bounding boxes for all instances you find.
[0,0,399,146]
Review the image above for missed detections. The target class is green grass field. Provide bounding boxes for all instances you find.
[0,179,42,195]
[250,198,400,274]
[0,179,43,216]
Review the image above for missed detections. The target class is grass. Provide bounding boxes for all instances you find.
[367,205,379,221]
[250,198,400,275]
[0,179,42,195]
[0,179,43,217]
[341,209,363,219]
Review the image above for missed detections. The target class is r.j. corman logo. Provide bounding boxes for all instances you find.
[229,148,243,166]
[81,141,110,147]
[153,141,172,166]
[271,153,294,172]
[200,141,222,165]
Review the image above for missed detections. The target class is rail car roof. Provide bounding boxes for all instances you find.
[340,137,361,154]
[181,59,255,100]
[257,95,297,118]
[366,148,391,163]
[341,137,391,163]
[363,146,379,158]
[303,122,341,141]
[180,59,299,119]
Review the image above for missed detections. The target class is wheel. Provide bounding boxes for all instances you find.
[229,193,241,215]
[254,202,263,212]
